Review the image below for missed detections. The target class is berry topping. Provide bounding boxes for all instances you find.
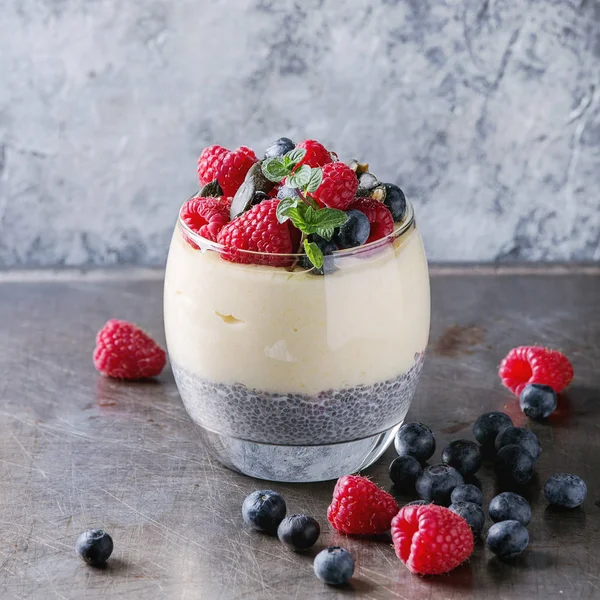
[180,196,231,245]
[486,520,529,558]
[217,199,300,267]
[242,490,287,534]
[451,484,483,506]
[311,162,358,210]
[295,139,333,169]
[495,426,542,462]
[327,475,399,535]
[391,504,474,575]
[277,514,320,551]
[197,145,258,197]
[519,383,558,420]
[349,197,395,243]
[441,439,482,476]
[383,183,407,222]
[313,547,355,586]
[494,444,535,484]
[264,137,296,159]
[93,320,166,380]
[449,501,485,537]
[389,455,423,490]
[499,346,574,396]
[544,473,587,508]
[416,464,464,506]
[394,422,436,463]
[76,529,114,566]
[472,411,513,449]
[489,492,531,526]
[334,209,370,248]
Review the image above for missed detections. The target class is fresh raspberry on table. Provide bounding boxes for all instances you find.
[311,162,358,210]
[295,139,333,169]
[197,145,257,197]
[499,346,574,396]
[327,475,399,535]
[93,320,166,380]
[216,199,300,267]
[349,198,394,243]
[391,504,474,575]
[180,196,231,246]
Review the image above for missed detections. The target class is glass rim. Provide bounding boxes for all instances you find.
[178,196,415,258]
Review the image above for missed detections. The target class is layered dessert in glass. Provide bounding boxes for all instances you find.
[164,138,430,482]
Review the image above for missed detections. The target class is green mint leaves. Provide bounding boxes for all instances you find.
[276,199,347,241]
[303,239,324,269]
[261,148,307,182]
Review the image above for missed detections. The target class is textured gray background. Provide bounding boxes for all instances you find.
[1,0,599,267]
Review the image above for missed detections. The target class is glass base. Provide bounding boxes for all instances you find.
[197,423,402,482]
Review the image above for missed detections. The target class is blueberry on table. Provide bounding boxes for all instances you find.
[486,520,529,558]
[389,455,423,489]
[449,501,485,537]
[314,547,355,586]
[264,137,295,159]
[441,439,482,476]
[519,383,558,420]
[489,492,531,526]
[242,490,286,534]
[494,444,535,484]
[277,514,320,551]
[495,426,542,462]
[451,483,484,506]
[394,422,436,463]
[472,412,513,448]
[415,464,464,505]
[75,529,113,566]
[544,473,587,508]
[382,183,407,222]
[334,209,370,248]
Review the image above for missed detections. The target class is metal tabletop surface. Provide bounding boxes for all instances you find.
[0,268,599,599]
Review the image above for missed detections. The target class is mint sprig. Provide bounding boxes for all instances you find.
[303,239,324,269]
[261,148,307,182]
[276,199,347,241]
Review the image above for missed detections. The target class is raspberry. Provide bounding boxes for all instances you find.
[327,475,399,535]
[180,196,231,246]
[93,320,166,380]
[197,145,257,197]
[391,504,474,575]
[499,346,574,396]
[349,198,394,243]
[295,139,333,169]
[217,199,300,267]
[311,162,358,210]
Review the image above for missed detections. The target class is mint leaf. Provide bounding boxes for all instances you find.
[304,239,324,269]
[303,205,318,227]
[285,147,306,165]
[281,203,308,230]
[286,164,312,189]
[262,158,291,182]
[312,208,348,230]
[276,197,299,223]
[318,227,335,241]
[305,168,323,193]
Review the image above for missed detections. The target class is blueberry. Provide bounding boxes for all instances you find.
[416,464,464,505]
[334,210,370,249]
[449,501,485,537]
[394,422,436,463]
[75,529,113,566]
[441,439,482,476]
[543,473,587,508]
[494,444,535,484]
[264,137,295,159]
[519,383,557,420]
[486,520,529,558]
[451,483,484,506]
[242,490,286,534]
[389,455,423,489]
[489,492,531,526]
[383,183,407,222]
[298,235,337,276]
[472,412,513,448]
[277,514,320,551]
[495,427,542,462]
[313,547,355,586]
[277,184,300,200]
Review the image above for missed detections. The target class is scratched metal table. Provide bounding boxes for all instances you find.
[0,267,599,599]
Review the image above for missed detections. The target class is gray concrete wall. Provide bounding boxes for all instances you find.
[1,0,599,267]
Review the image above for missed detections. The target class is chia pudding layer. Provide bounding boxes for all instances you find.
[172,353,424,446]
